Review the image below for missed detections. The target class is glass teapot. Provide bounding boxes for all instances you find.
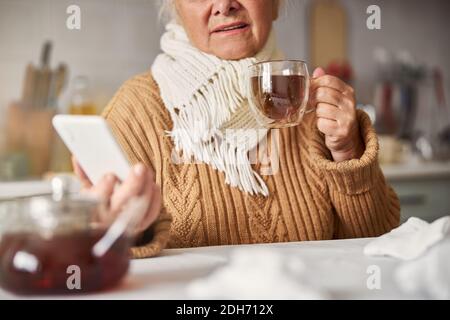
[0,176,145,295]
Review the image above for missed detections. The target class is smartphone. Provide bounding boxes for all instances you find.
[52,115,131,185]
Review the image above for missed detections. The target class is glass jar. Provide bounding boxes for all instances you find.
[68,76,97,115]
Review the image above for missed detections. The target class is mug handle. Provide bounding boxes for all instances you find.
[302,75,315,115]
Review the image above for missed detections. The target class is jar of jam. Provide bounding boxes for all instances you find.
[0,176,134,295]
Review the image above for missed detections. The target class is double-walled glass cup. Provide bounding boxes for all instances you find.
[248,60,312,129]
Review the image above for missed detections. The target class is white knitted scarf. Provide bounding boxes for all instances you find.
[152,23,283,196]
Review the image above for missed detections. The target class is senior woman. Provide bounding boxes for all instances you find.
[74,0,400,258]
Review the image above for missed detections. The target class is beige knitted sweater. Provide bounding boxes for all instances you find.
[102,72,400,259]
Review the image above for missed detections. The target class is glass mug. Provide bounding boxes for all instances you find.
[248,60,312,129]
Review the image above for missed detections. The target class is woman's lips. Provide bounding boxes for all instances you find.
[212,23,250,36]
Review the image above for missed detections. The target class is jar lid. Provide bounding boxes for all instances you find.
[0,176,104,235]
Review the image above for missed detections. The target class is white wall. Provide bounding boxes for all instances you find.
[341,0,450,104]
[1,0,449,130]
[276,0,450,105]
[0,0,164,127]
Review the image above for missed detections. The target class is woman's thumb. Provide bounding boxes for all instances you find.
[313,67,326,78]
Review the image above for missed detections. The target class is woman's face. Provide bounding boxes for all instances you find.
[175,0,279,60]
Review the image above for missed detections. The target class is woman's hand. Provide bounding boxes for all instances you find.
[72,157,161,236]
[310,67,365,162]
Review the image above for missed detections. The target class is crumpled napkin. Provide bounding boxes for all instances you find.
[363,216,450,260]
[186,248,327,300]
[395,238,450,299]
[363,216,450,299]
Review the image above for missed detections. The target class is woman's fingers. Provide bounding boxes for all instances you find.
[111,164,160,234]
[312,67,326,78]
[136,184,162,234]
[312,87,355,111]
[71,156,93,189]
[79,162,161,234]
[317,115,356,140]
[89,173,117,199]
[316,103,340,121]
[317,117,339,136]
[311,68,363,162]
[110,164,149,212]
[311,74,354,98]
[134,169,156,230]
[90,174,118,223]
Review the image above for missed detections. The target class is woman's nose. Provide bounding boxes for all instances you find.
[212,0,241,16]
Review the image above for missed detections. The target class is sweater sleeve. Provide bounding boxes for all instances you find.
[308,109,401,238]
[101,75,172,259]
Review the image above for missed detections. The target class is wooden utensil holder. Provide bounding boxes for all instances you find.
[5,102,56,177]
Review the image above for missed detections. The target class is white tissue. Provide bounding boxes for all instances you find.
[363,216,450,260]
[186,248,327,300]
[395,238,450,299]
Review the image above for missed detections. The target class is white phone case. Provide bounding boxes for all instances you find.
[52,115,131,185]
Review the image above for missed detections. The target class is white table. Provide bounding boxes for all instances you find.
[0,238,420,300]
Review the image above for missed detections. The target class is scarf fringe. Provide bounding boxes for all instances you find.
[153,23,281,196]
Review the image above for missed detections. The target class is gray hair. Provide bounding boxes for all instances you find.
[158,0,286,24]
[158,0,176,22]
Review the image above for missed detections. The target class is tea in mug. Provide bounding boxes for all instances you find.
[251,75,307,126]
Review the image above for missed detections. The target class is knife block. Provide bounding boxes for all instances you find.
[5,102,56,177]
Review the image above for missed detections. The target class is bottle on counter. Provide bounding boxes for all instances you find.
[68,76,97,115]
[49,76,98,174]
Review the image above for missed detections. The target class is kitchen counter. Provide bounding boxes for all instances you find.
[382,160,450,181]
[0,180,53,200]
[0,178,80,200]
[380,161,450,222]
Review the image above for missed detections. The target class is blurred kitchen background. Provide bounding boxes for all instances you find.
[0,0,449,222]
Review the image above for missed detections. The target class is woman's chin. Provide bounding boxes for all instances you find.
[211,46,257,61]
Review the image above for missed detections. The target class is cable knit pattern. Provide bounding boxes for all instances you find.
[152,23,283,196]
[102,72,401,257]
